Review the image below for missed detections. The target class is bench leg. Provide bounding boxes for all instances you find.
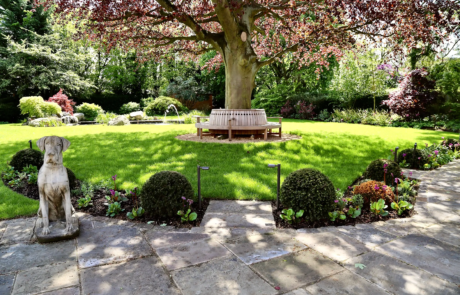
[228,119,232,141]
[197,128,199,136]
[279,127,282,137]
[264,129,268,140]
[199,128,203,139]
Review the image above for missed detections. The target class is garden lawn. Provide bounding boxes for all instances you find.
[0,120,456,219]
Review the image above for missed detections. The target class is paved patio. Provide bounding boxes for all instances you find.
[1,160,459,295]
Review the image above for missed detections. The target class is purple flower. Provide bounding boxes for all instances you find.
[384,169,388,173]
[110,189,115,196]
[382,185,387,190]
[181,196,186,200]
[112,175,117,181]
[442,137,445,139]
[418,157,421,160]
[342,198,347,202]
[348,186,352,190]
[383,163,388,169]
[391,173,394,177]
[434,150,439,156]
[187,199,193,205]
[428,154,432,157]
[403,153,407,158]
[401,171,404,175]
[395,178,399,184]
[374,185,380,190]
[409,171,413,177]
[449,143,453,147]
[334,200,339,203]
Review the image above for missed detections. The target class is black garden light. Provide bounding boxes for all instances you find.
[197,165,209,209]
[394,147,399,162]
[268,164,281,208]
[413,143,417,163]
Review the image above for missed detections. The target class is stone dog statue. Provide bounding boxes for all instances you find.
[36,136,75,235]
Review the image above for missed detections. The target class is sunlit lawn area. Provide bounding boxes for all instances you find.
[0,120,456,219]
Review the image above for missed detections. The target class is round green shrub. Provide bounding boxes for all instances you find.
[364,159,401,184]
[280,168,335,221]
[144,96,184,116]
[40,102,61,117]
[75,103,104,121]
[10,149,44,172]
[140,171,194,218]
[397,148,428,169]
[19,96,45,118]
[66,167,76,190]
[119,102,141,114]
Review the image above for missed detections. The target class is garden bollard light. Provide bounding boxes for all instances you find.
[394,147,399,162]
[413,143,417,164]
[29,140,32,149]
[197,165,209,209]
[268,164,281,208]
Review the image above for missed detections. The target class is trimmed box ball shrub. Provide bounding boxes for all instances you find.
[280,168,335,221]
[119,102,141,114]
[144,96,184,116]
[364,159,401,184]
[75,103,104,121]
[140,171,194,218]
[66,167,77,190]
[10,149,44,171]
[397,148,428,169]
[353,180,395,207]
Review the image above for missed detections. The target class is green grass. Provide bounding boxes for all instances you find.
[0,120,457,219]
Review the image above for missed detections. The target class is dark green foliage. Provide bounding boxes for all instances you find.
[280,168,335,221]
[66,167,76,190]
[10,149,43,172]
[365,159,401,184]
[144,96,184,116]
[398,148,428,169]
[140,171,194,218]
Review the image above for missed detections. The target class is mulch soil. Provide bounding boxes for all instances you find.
[3,177,209,229]
[273,175,419,229]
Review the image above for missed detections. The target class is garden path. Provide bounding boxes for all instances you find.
[0,161,460,295]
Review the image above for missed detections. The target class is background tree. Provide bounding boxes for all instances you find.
[47,0,459,109]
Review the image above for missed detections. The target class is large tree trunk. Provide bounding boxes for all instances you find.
[223,48,258,109]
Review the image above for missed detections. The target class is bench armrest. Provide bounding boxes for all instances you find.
[267,117,283,123]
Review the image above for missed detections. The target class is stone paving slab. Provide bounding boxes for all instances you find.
[172,256,277,295]
[295,232,370,262]
[402,168,433,181]
[189,227,274,242]
[0,219,35,245]
[0,274,15,295]
[206,200,272,214]
[38,287,80,295]
[377,234,460,285]
[250,249,343,293]
[76,224,152,268]
[344,251,460,295]
[336,226,397,248]
[372,219,429,237]
[145,231,209,250]
[426,201,460,224]
[284,289,312,295]
[0,240,77,274]
[201,213,275,228]
[156,239,231,270]
[12,262,78,295]
[420,223,460,247]
[305,270,388,295]
[81,256,180,295]
[420,189,460,202]
[223,232,306,265]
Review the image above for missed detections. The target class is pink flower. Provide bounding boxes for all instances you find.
[395,178,399,184]
[334,200,339,203]
[384,169,388,173]
[110,189,115,196]
[181,196,186,200]
[401,171,404,175]
[418,157,421,160]
[403,153,407,158]
[374,185,380,190]
[409,171,413,177]
[383,163,388,169]
[442,137,445,139]
[112,175,117,181]
[434,150,439,156]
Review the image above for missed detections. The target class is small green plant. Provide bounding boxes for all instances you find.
[280,208,304,224]
[391,200,414,215]
[351,194,364,208]
[2,167,18,181]
[328,210,346,221]
[177,197,197,223]
[347,206,361,218]
[27,172,38,184]
[76,103,104,121]
[7,179,21,187]
[78,196,93,208]
[22,165,38,174]
[105,189,128,203]
[106,202,124,217]
[127,207,145,219]
[370,199,389,216]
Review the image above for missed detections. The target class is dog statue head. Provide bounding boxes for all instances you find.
[37,136,71,166]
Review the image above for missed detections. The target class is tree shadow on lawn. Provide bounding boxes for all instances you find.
[0,127,455,202]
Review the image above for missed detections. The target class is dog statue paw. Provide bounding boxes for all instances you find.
[42,226,50,235]
[65,223,73,233]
